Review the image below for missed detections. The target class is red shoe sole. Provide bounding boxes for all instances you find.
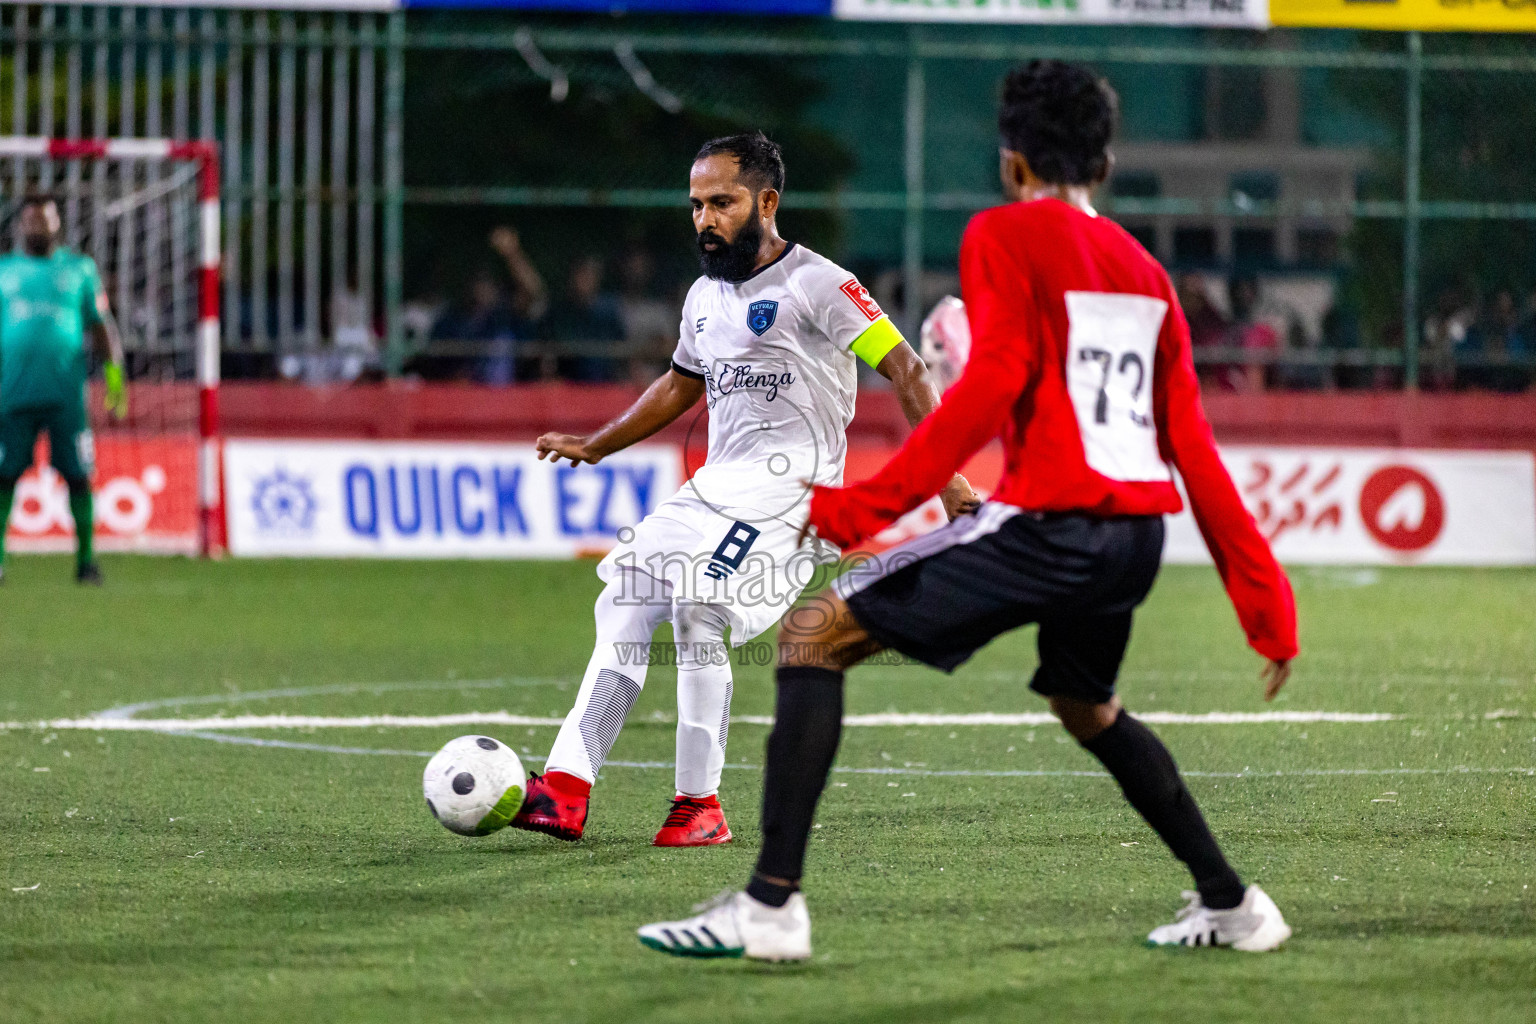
[652,825,733,848]
[510,816,584,842]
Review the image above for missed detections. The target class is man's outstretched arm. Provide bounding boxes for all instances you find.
[1153,295,1297,698]
[89,286,127,421]
[536,367,705,466]
[807,224,1034,549]
[874,340,981,521]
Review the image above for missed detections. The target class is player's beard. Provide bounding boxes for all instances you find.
[697,205,764,283]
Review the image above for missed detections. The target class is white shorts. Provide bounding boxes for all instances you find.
[597,476,836,644]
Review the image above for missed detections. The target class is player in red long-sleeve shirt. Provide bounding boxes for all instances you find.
[639,60,1298,961]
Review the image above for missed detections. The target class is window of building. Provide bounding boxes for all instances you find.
[1234,227,1277,266]
[1229,171,1281,212]
[1111,171,1161,199]
[1174,227,1218,264]
[1297,228,1340,266]
[1205,68,1268,141]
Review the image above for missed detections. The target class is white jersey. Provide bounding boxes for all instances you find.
[671,243,892,510]
[592,243,898,643]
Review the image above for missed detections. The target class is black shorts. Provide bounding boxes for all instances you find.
[834,503,1164,705]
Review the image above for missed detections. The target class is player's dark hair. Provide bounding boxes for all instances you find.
[694,131,786,195]
[998,60,1118,186]
[19,191,60,211]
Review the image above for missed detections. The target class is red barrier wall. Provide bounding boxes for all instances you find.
[219,381,1536,451]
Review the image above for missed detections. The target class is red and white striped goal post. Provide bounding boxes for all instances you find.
[0,136,223,557]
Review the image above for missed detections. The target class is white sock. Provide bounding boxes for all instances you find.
[545,571,671,784]
[672,601,734,798]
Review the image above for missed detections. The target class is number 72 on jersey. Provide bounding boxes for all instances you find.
[1064,291,1172,485]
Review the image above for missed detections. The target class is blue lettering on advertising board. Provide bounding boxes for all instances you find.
[556,463,659,537]
[494,466,527,535]
[389,465,422,536]
[345,465,379,538]
[339,458,659,543]
[451,465,485,535]
[427,466,444,535]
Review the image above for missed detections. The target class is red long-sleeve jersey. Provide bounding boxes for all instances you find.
[810,198,1298,662]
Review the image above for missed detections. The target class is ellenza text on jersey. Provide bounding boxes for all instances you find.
[703,361,797,406]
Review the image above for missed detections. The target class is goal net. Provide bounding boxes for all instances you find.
[0,138,222,556]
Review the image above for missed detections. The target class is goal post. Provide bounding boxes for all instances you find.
[0,136,223,557]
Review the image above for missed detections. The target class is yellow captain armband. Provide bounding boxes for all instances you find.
[849,316,906,370]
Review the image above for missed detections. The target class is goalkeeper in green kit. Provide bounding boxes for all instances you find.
[0,194,127,585]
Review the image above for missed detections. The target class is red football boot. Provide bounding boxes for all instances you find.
[652,794,733,847]
[510,771,590,842]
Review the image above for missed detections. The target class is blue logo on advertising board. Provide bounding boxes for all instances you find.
[252,468,318,533]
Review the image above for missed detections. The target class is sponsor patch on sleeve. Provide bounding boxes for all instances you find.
[839,278,883,321]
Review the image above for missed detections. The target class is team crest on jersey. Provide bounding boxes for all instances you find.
[746,300,779,337]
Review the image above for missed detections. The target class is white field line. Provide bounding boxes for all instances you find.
[17,679,1516,774]
[45,728,1534,780]
[0,709,1415,732]
[99,735,1536,781]
[93,678,542,720]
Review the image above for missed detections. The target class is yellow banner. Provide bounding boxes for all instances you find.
[1271,0,1536,31]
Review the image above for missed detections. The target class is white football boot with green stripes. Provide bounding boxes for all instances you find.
[637,891,812,961]
[1146,885,1292,951]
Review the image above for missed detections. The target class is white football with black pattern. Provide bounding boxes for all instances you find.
[422,735,527,836]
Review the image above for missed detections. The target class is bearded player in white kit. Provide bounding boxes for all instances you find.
[513,133,978,846]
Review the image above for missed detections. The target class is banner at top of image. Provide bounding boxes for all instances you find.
[0,0,402,9]
[833,0,1269,26]
[1271,0,1536,31]
[0,0,832,11]
[402,0,831,11]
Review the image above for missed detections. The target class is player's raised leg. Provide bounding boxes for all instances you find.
[1037,614,1289,951]
[513,569,672,841]
[1062,687,1290,951]
[639,588,879,959]
[653,600,735,847]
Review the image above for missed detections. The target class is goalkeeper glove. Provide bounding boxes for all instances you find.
[104,361,127,421]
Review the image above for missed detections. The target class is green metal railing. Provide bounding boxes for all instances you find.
[1,7,1532,386]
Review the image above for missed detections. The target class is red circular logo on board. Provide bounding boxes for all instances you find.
[1358,466,1445,552]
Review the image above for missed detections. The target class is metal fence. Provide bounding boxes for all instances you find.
[2,7,1533,388]
[0,4,399,374]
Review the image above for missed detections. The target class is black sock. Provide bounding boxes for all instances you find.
[746,874,799,909]
[753,665,845,887]
[1082,710,1245,910]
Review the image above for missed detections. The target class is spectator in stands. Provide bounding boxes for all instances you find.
[328,267,381,383]
[618,247,679,386]
[1421,285,1476,391]
[1275,322,1328,391]
[491,225,550,325]
[419,269,519,383]
[1175,273,1228,391]
[1460,288,1530,393]
[1319,300,1367,390]
[1519,285,1536,351]
[545,255,625,383]
[415,227,547,385]
[1217,275,1278,393]
[401,286,447,353]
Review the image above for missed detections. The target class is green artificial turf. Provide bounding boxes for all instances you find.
[1,555,1532,1023]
